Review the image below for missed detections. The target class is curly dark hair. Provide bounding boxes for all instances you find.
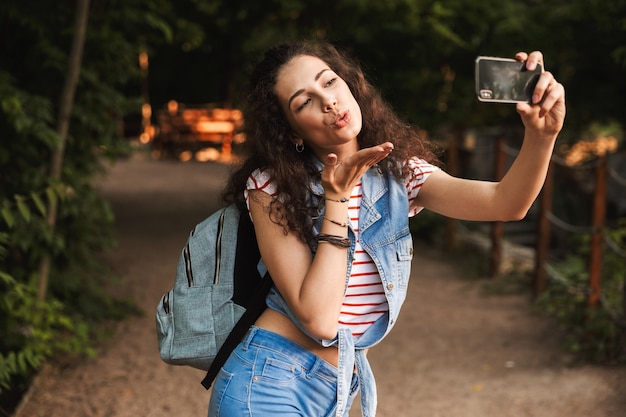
[222,40,440,243]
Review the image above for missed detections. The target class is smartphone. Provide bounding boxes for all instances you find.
[475,56,542,103]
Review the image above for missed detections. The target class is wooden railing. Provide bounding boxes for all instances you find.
[444,131,625,327]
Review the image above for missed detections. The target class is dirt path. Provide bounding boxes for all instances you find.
[15,155,626,417]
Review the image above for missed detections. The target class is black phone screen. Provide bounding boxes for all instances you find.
[475,57,542,103]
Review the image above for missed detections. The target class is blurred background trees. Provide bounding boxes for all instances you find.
[1,0,625,411]
[146,0,626,132]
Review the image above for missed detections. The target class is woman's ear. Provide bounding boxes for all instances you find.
[291,133,302,146]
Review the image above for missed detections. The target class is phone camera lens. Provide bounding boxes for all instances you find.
[479,90,493,99]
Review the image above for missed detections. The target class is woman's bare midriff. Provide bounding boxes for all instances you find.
[254,308,339,368]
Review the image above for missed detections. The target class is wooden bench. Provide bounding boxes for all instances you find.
[153,104,243,159]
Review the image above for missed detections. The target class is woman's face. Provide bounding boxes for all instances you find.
[274,55,362,156]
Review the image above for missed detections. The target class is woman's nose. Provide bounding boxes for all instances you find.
[322,94,337,111]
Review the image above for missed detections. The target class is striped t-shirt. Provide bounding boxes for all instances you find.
[245,157,438,337]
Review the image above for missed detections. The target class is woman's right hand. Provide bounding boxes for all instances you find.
[321,142,394,198]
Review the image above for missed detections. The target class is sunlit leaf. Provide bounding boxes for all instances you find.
[31,192,47,216]
[1,206,15,228]
[0,271,16,285]
[15,196,31,222]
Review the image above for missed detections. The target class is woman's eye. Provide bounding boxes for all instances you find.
[325,77,337,87]
[296,98,311,111]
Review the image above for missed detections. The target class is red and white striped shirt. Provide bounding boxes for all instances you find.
[339,181,386,336]
[245,157,438,337]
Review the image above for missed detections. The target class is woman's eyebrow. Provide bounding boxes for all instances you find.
[314,68,330,81]
[288,68,331,108]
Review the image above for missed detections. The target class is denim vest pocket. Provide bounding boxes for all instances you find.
[395,232,413,289]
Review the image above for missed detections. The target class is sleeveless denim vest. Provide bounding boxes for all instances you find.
[263,162,413,417]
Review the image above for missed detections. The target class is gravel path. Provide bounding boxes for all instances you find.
[15,155,626,417]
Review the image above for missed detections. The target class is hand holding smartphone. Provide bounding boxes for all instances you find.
[475,56,543,103]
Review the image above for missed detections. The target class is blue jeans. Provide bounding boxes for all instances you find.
[208,326,359,417]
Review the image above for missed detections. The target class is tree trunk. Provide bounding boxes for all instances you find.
[37,0,91,301]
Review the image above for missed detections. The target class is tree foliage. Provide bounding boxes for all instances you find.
[0,0,174,400]
[147,0,625,136]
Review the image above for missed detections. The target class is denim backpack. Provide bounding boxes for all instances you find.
[155,203,272,389]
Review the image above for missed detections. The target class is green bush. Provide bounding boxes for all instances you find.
[0,1,171,407]
[0,88,136,408]
[535,220,626,363]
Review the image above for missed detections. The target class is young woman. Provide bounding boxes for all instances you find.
[209,41,565,417]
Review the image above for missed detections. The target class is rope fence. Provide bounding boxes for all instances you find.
[445,131,626,330]
[536,147,625,330]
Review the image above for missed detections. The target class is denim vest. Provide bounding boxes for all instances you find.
[263,162,413,417]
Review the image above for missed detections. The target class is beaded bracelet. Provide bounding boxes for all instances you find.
[316,233,351,248]
[324,216,349,228]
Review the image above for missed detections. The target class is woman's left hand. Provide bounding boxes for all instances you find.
[321,142,394,198]
[515,51,566,137]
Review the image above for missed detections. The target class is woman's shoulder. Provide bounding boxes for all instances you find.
[405,157,440,178]
[246,167,276,194]
[407,156,438,169]
[404,157,439,189]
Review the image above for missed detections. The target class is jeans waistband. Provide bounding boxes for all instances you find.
[243,326,337,381]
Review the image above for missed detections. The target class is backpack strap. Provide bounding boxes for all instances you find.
[201,208,272,390]
[200,273,272,389]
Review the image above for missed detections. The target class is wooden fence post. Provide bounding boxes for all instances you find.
[489,136,506,278]
[588,154,608,307]
[534,162,554,296]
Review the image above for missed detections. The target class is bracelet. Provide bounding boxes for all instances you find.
[324,216,349,228]
[316,233,351,248]
[325,196,349,203]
